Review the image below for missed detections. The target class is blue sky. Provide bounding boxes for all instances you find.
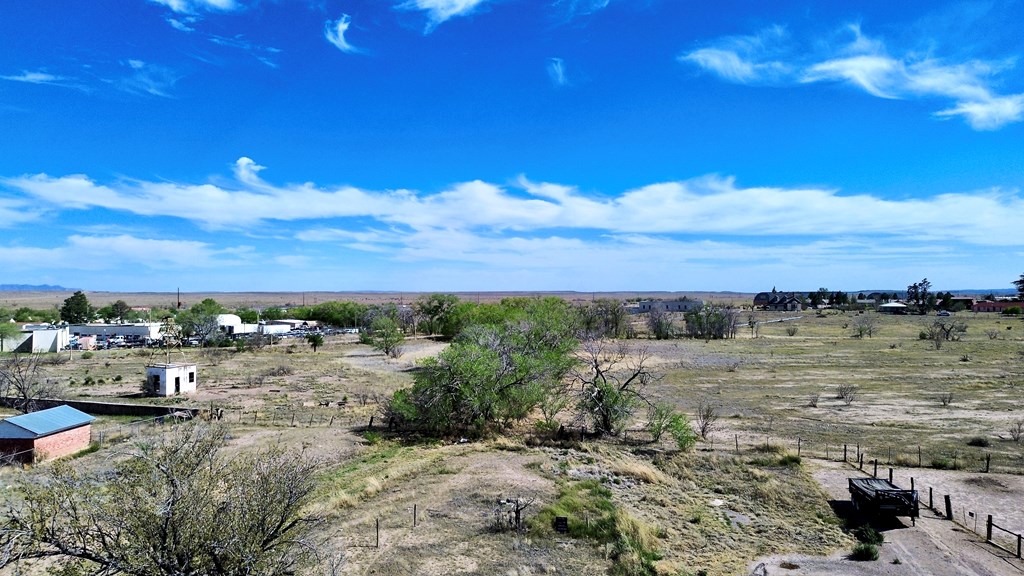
[1,0,1023,293]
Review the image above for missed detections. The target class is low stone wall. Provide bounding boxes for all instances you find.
[0,397,200,418]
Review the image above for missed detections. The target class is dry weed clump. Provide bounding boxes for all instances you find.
[608,457,670,485]
[650,451,849,574]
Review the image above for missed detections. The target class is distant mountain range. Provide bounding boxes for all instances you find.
[0,284,70,291]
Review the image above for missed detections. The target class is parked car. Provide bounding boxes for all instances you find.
[937,310,952,317]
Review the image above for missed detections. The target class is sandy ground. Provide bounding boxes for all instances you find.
[751,459,1024,576]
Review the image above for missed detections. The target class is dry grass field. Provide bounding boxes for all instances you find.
[3,293,1024,575]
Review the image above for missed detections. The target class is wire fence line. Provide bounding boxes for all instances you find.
[715,432,1024,476]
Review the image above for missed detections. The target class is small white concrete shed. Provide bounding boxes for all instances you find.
[145,363,198,396]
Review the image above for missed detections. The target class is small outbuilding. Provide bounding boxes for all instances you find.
[0,405,96,463]
[878,302,908,314]
[145,363,198,397]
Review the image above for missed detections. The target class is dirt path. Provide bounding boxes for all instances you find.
[752,459,1024,575]
[333,444,606,576]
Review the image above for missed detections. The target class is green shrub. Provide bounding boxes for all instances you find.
[1002,306,1022,316]
[966,436,990,447]
[81,351,94,359]
[850,542,879,561]
[930,457,961,470]
[853,525,884,545]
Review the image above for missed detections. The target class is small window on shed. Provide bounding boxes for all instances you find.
[188,371,195,383]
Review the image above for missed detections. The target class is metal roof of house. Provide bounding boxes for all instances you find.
[0,405,95,439]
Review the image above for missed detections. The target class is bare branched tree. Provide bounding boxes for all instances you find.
[572,340,660,436]
[1,422,343,575]
[836,383,858,405]
[852,315,878,338]
[694,399,720,440]
[1009,420,1024,443]
[0,353,63,413]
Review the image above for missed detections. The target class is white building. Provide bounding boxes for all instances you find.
[145,363,198,396]
[70,323,163,339]
[635,299,704,314]
[12,325,70,353]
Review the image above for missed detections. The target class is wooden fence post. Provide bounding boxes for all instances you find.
[888,468,893,483]
[873,459,878,478]
[797,437,802,457]
[1017,533,1022,559]
[985,454,991,473]
[844,444,847,462]
[376,518,380,548]
[944,495,953,520]
[928,486,933,510]
[986,515,993,542]
[735,435,739,454]
[414,504,417,527]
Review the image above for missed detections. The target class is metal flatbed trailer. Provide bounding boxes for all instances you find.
[849,477,919,524]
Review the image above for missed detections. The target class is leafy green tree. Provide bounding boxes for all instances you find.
[0,322,21,352]
[577,298,630,339]
[808,288,829,308]
[683,305,739,341]
[260,307,287,321]
[645,308,673,339]
[389,297,579,435]
[306,333,324,352]
[177,299,225,346]
[906,278,932,314]
[365,316,404,358]
[414,293,471,338]
[0,423,339,575]
[235,307,259,323]
[1014,273,1024,300]
[59,291,93,324]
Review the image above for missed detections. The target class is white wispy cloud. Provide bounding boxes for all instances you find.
[0,234,241,271]
[683,23,1024,130]
[325,14,363,54]
[552,0,611,19]
[1,71,65,84]
[397,0,491,32]
[547,58,568,86]
[149,0,237,15]
[115,60,180,97]
[680,25,791,84]
[5,158,1024,249]
[167,17,197,32]
[208,35,281,67]
[0,198,45,228]
[0,70,88,92]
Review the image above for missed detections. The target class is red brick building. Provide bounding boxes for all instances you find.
[0,405,95,463]
[972,300,1024,313]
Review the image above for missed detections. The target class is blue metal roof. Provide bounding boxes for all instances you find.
[2,405,95,438]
